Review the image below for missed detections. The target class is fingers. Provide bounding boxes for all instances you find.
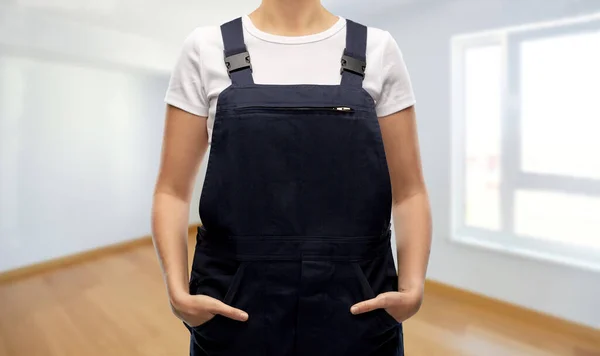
[350,293,393,315]
[209,299,249,322]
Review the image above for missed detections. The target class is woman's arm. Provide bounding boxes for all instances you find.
[381,106,431,296]
[351,105,432,321]
[152,105,248,326]
[152,105,207,302]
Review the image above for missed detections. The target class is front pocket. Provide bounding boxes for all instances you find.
[352,262,399,327]
[295,261,399,355]
[192,262,247,332]
[191,261,266,355]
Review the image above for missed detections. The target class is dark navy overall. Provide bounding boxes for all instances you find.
[187,17,404,356]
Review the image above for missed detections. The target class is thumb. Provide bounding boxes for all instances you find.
[209,299,249,322]
[351,294,388,315]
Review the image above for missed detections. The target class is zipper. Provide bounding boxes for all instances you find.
[235,106,355,113]
[331,107,354,112]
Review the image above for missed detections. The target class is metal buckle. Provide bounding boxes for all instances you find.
[340,54,366,77]
[224,51,252,76]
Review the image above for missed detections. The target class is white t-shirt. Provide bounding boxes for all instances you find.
[165,15,416,142]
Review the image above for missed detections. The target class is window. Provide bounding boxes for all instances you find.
[451,16,600,270]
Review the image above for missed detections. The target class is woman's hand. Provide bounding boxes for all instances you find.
[350,287,424,323]
[170,292,249,328]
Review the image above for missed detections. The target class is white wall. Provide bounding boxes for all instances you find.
[0,0,266,272]
[0,53,169,271]
[0,6,174,272]
[331,0,600,329]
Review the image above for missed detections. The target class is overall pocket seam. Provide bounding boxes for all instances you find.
[351,262,399,327]
[223,262,247,305]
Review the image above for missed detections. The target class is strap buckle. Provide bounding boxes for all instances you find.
[340,54,366,77]
[224,51,252,77]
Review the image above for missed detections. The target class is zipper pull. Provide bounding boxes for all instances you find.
[334,107,353,112]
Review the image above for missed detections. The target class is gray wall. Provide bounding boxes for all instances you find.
[332,0,600,329]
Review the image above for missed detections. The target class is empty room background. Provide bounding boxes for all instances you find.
[1,0,598,332]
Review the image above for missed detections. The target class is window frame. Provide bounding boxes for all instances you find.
[450,18,600,272]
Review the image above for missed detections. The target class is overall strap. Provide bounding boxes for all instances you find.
[341,20,368,88]
[221,17,254,85]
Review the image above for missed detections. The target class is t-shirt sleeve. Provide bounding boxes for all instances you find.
[164,28,209,117]
[375,31,416,118]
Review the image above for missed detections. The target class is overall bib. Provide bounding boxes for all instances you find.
[188,18,404,356]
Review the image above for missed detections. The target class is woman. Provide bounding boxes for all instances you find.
[152,0,431,355]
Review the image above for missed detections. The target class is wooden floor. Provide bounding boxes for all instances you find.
[0,235,598,356]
